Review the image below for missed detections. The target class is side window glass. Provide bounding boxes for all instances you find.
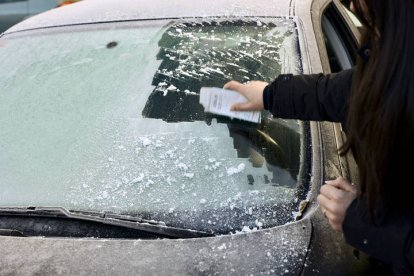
[321,3,358,72]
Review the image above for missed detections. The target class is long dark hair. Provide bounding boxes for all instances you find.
[341,0,414,214]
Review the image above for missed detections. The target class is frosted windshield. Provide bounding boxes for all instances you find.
[0,19,306,234]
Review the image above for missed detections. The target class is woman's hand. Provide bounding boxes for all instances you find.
[223,80,268,111]
[317,177,357,232]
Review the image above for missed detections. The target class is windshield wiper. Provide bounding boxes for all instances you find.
[0,206,214,239]
[0,229,26,237]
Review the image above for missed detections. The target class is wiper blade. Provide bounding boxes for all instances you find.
[0,229,26,237]
[0,207,213,239]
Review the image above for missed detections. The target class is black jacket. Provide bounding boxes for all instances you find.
[263,69,414,275]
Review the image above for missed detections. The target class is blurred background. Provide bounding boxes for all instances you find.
[0,0,82,33]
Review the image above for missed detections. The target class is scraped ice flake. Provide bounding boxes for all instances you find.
[155,140,163,148]
[184,89,197,95]
[166,176,176,185]
[184,172,194,179]
[241,226,251,233]
[165,149,175,158]
[167,85,177,91]
[177,163,189,171]
[130,173,145,184]
[248,207,253,215]
[205,158,221,171]
[255,220,264,227]
[227,163,245,176]
[140,137,152,147]
[168,207,175,213]
[200,198,207,204]
[217,243,227,250]
[233,192,242,200]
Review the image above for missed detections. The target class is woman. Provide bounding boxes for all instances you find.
[223,0,414,274]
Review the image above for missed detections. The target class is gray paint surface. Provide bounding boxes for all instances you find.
[0,219,311,275]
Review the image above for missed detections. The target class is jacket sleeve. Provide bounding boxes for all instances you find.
[343,199,414,274]
[263,69,354,123]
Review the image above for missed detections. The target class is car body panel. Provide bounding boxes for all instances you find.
[6,0,291,33]
[0,219,311,275]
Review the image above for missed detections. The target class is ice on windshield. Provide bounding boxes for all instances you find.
[143,19,301,123]
[0,19,306,235]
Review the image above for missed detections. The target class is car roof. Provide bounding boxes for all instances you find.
[5,0,304,33]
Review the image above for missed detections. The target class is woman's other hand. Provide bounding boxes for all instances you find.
[223,80,268,111]
[317,177,357,232]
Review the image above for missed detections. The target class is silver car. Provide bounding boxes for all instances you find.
[0,0,374,275]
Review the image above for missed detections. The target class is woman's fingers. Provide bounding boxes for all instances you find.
[325,177,357,194]
[223,80,245,95]
[317,193,345,232]
[320,183,346,201]
[318,177,358,232]
[223,80,268,111]
[231,102,255,111]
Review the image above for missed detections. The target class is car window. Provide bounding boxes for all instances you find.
[321,3,358,72]
[0,19,309,235]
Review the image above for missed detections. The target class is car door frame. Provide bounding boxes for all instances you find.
[299,0,372,274]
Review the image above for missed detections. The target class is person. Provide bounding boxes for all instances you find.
[223,0,414,274]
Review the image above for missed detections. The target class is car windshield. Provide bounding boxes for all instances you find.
[0,18,308,235]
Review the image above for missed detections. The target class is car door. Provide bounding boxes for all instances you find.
[301,0,372,274]
[0,0,28,33]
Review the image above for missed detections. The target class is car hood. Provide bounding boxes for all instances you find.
[5,0,292,34]
[0,218,311,275]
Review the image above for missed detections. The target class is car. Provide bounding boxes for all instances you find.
[0,0,374,274]
[0,0,81,34]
